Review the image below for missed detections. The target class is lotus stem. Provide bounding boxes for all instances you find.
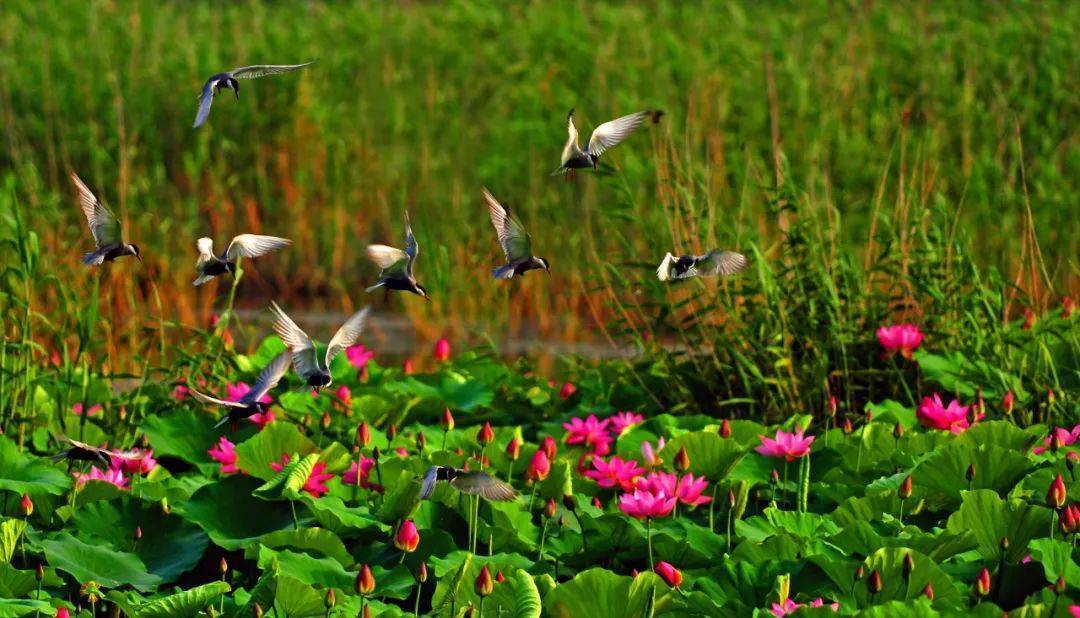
[899,499,905,525]
[290,500,300,530]
[413,583,421,617]
[798,454,810,512]
[726,508,733,551]
[478,596,485,618]
[538,518,549,561]
[646,517,655,571]
[708,484,718,532]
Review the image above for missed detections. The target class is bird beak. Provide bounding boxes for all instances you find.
[136,254,143,263]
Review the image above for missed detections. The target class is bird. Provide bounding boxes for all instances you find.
[188,351,292,428]
[52,436,129,466]
[365,212,430,300]
[417,466,518,502]
[193,62,315,128]
[193,234,292,286]
[269,301,372,392]
[552,108,663,175]
[71,172,141,265]
[656,250,749,281]
[482,188,550,279]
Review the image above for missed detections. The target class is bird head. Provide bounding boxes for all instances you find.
[415,284,431,301]
[538,257,551,274]
[128,244,143,262]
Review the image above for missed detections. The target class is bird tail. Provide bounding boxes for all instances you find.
[549,166,569,177]
[213,415,231,429]
[193,274,215,286]
[492,264,517,280]
[365,281,385,293]
[656,253,674,281]
[82,251,105,266]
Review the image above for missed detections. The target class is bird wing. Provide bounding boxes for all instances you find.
[483,188,532,262]
[225,234,292,261]
[696,250,749,277]
[189,388,247,409]
[269,301,321,379]
[418,466,439,500]
[324,305,371,368]
[229,62,315,80]
[587,110,651,158]
[403,211,419,275]
[451,471,518,501]
[71,172,122,248]
[366,245,409,277]
[193,80,215,128]
[196,237,216,266]
[655,252,675,281]
[243,351,292,404]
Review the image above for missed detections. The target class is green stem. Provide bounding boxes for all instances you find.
[478,596,485,618]
[890,355,916,407]
[726,508,732,551]
[798,453,811,512]
[507,459,515,485]
[782,461,789,508]
[646,517,654,571]
[291,500,300,530]
[538,518,549,562]
[899,499,905,526]
[708,485,718,532]
[413,583,421,617]
[527,484,537,512]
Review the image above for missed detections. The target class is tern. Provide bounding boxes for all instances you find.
[188,351,292,428]
[482,188,550,279]
[193,62,315,128]
[194,234,291,286]
[365,212,430,300]
[71,172,141,265]
[269,301,372,391]
[417,466,518,502]
[553,109,662,175]
[656,250,748,281]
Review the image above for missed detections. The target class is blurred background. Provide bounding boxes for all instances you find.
[1,1,1077,373]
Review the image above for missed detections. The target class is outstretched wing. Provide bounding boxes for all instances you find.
[196,237,216,266]
[268,301,321,380]
[193,80,215,128]
[366,245,409,278]
[655,252,676,281]
[71,172,121,248]
[244,351,292,404]
[225,234,292,261]
[695,250,748,277]
[230,62,315,80]
[418,466,439,500]
[587,110,652,159]
[483,188,532,262]
[324,306,371,367]
[403,211,419,275]
[451,471,518,501]
[188,388,246,409]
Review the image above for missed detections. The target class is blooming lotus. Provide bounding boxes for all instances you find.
[342,457,380,491]
[608,411,644,436]
[618,487,675,519]
[226,382,271,405]
[563,414,612,454]
[72,403,102,417]
[74,466,129,490]
[654,561,682,588]
[111,448,157,475]
[586,456,645,492]
[756,428,815,461]
[346,345,375,370]
[208,437,240,475]
[770,598,839,617]
[1033,425,1080,454]
[270,454,335,498]
[916,394,981,433]
[636,472,712,507]
[641,437,665,467]
[876,323,924,359]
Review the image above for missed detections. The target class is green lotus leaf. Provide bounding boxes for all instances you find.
[864,400,916,429]
[0,598,54,617]
[913,444,1031,509]
[255,546,353,590]
[430,553,543,616]
[0,437,70,497]
[0,520,26,564]
[41,531,162,592]
[544,568,671,618]
[234,423,316,481]
[255,528,352,567]
[1028,538,1080,588]
[955,421,1039,453]
[945,489,1052,564]
[140,409,220,465]
[108,580,230,618]
[0,564,39,597]
[175,476,296,550]
[659,431,746,482]
[814,547,961,608]
[304,495,388,536]
[273,573,326,618]
[736,507,841,542]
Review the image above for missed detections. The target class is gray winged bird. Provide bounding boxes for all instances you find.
[553,109,662,175]
[365,212,429,299]
[483,188,550,279]
[194,234,291,286]
[188,351,292,428]
[418,466,518,502]
[193,62,314,128]
[71,172,141,265]
[270,301,372,392]
[53,436,114,465]
[656,250,748,281]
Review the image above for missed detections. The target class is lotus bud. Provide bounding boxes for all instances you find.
[506,437,521,461]
[416,431,426,450]
[1048,473,1067,508]
[477,422,494,445]
[1002,391,1015,415]
[770,469,780,484]
[868,570,883,594]
[1068,452,1080,469]
[442,408,455,432]
[1023,307,1035,330]
[20,493,33,517]
[219,557,228,575]
[320,411,332,430]
[592,497,602,509]
[160,498,170,514]
[545,498,557,518]
[902,553,914,580]
[301,414,312,428]
[372,445,382,460]
[433,338,451,362]
[541,436,557,460]
[387,423,398,440]
[974,568,991,597]
[728,489,736,508]
[252,603,264,618]
[402,359,414,375]
[1052,433,1065,452]
[394,520,420,552]
[134,526,143,541]
[898,475,912,500]
[357,422,372,447]
[1048,388,1056,406]
[922,583,934,600]
[1064,297,1075,318]
[527,450,550,482]
[965,464,976,482]
[673,447,690,473]
[417,561,428,583]
[854,565,865,581]
[827,395,838,418]
[865,410,873,423]
[356,565,375,595]
[35,565,44,582]
[842,418,853,434]
[719,419,732,438]
[1056,576,1066,594]
[325,589,335,609]
[454,447,464,456]
[654,561,683,588]
[893,423,903,439]
[475,566,494,597]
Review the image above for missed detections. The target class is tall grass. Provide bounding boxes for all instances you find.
[0,1,1077,372]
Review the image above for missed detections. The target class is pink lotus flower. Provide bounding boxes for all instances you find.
[558,382,576,400]
[336,385,352,405]
[270,454,335,498]
[770,598,839,617]
[208,437,241,475]
[74,466,129,490]
[346,345,375,370]
[226,382,271,405]
[249,409,275,429]
[618,487,675,519]
[1034,425,1080,454]
[394,447,409,457]
[641,438,665,467]
[636,472,712,507]
[342,456,377,489]
[56,609,70,618]
[171,381,190,400]
[756,429,815,461]
[876,323,924,359]
[585,456,644,492]
[654,561,682,588]
[916,394,981,434]
[111,448,157,475]
[609,411,644,436]
[433,338,451,362]
[1069,605,1080,618]
[563,415,613,454]
[72,403,102,417]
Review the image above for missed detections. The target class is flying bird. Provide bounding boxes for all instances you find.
[365,212,429,300]
[193,62,315,128]
[270,301,372,391]
[188,351,292,428]
[52,436,133,466]
[193,234,291,286]
[656,250,748,282]
[71,172,141,265]
[417,466,518,502]
[553,109,662,175]
[482,188,550,279]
